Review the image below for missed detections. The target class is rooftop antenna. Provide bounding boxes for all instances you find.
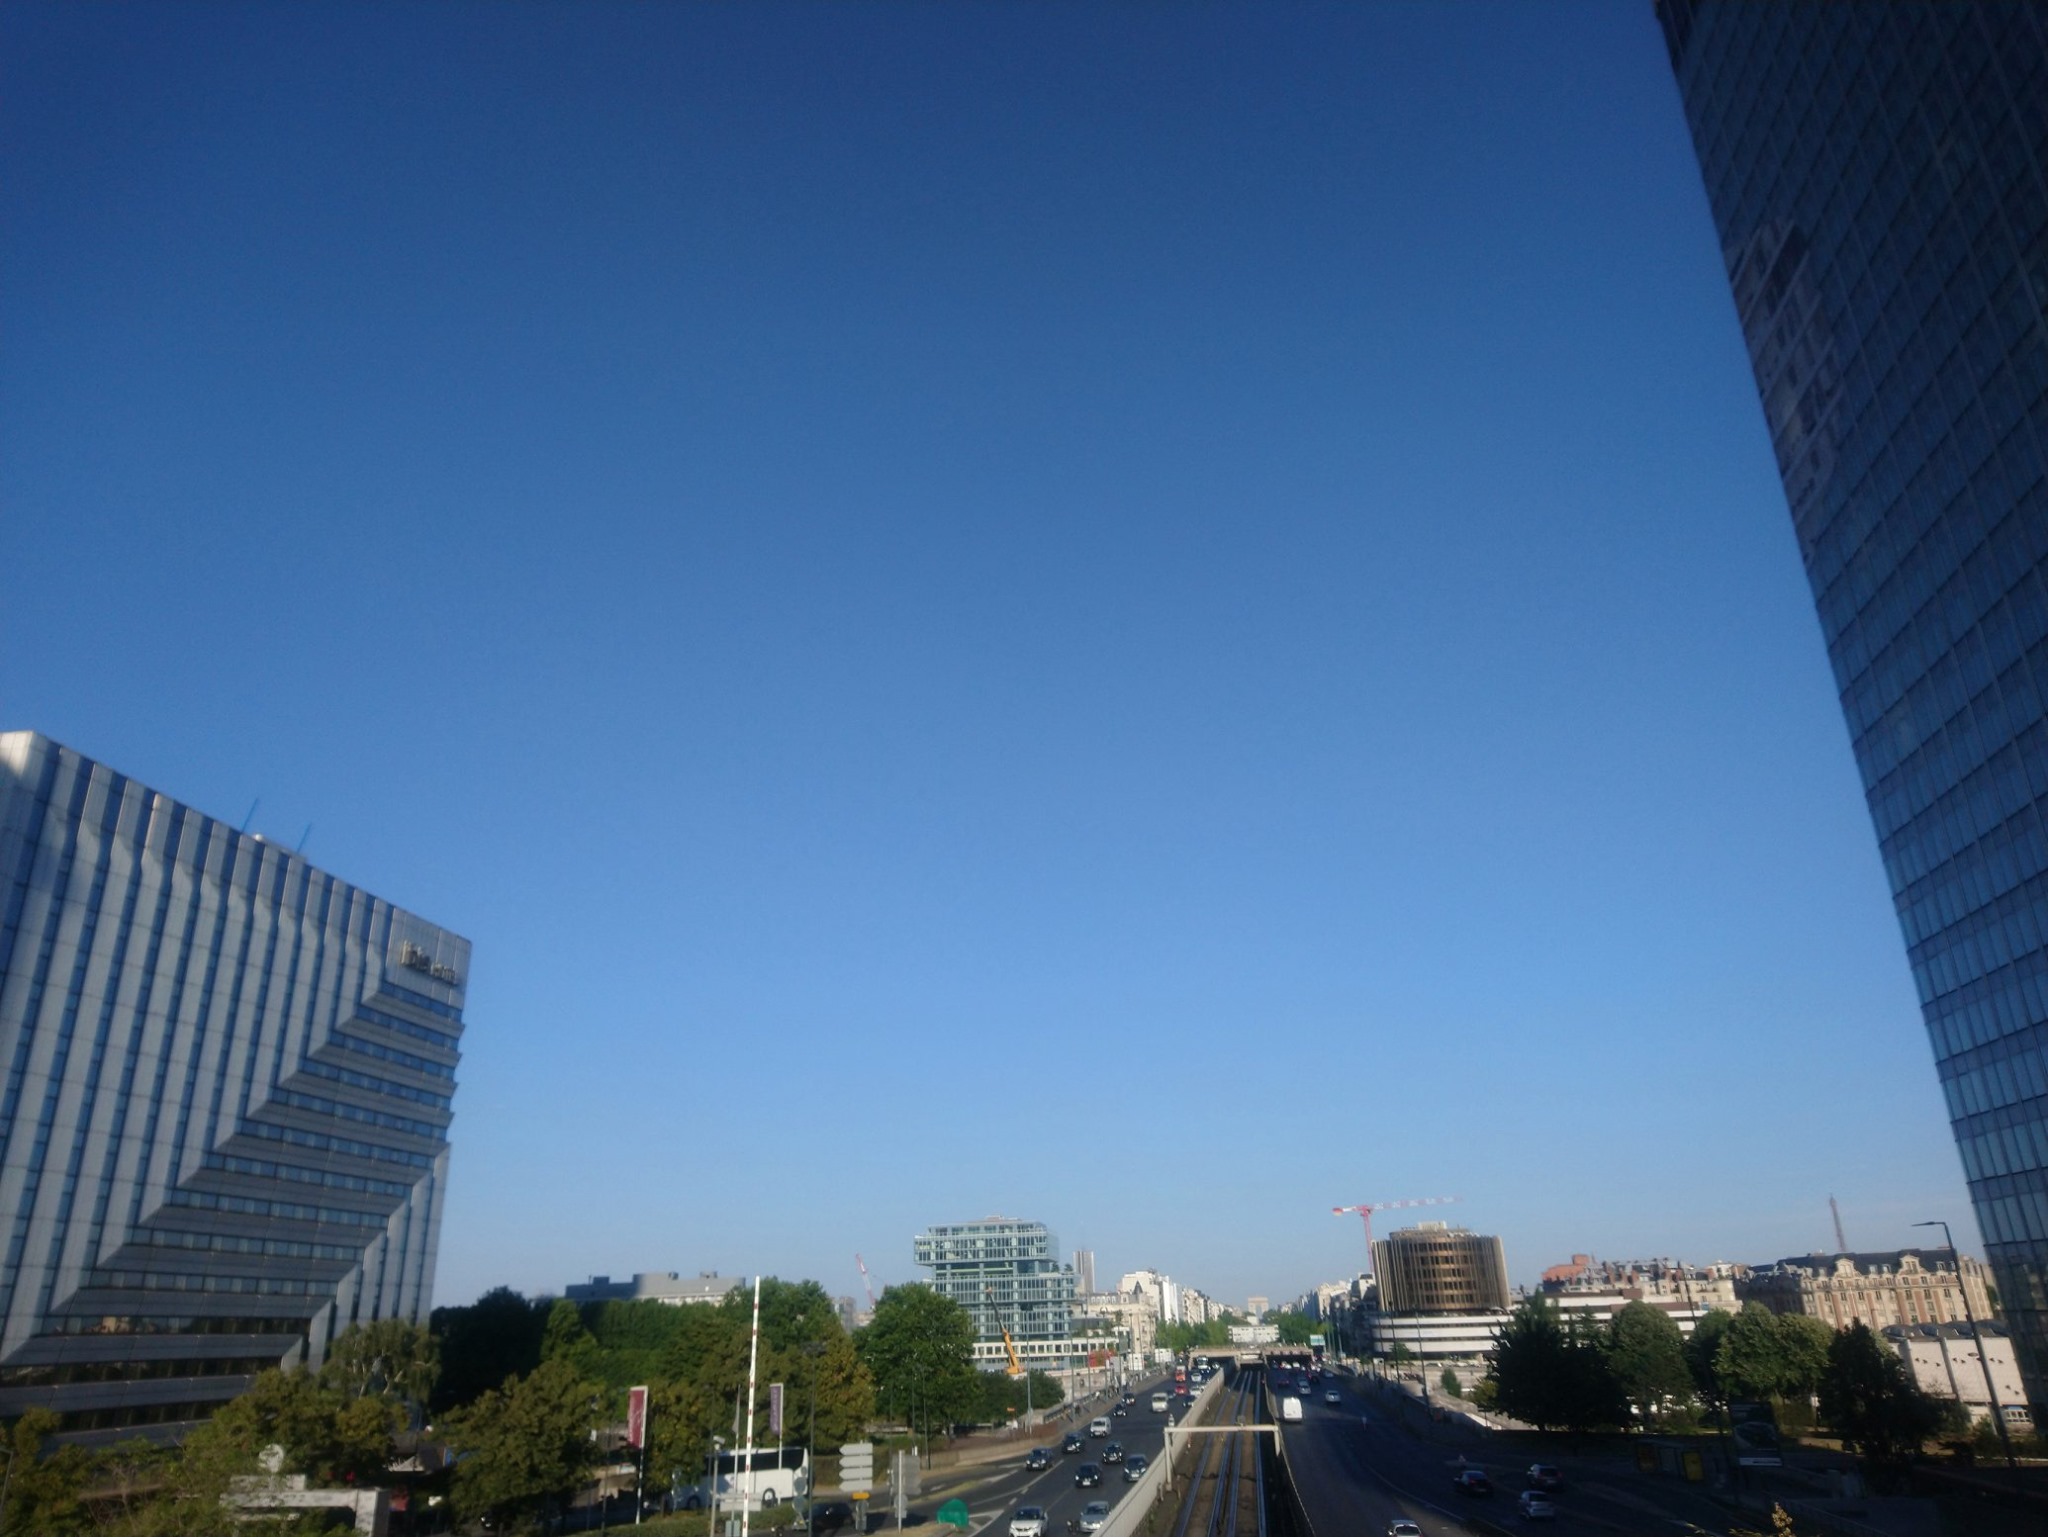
[1829,1195,1848,1253]
[240,797,261,834]
[295,823,313,854]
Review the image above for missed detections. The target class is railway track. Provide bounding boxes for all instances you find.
[1160,1373,1267,1537]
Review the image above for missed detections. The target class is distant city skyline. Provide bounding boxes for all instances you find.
[1,1,1982,1311]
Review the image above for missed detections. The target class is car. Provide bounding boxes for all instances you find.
[1088,1417,1112,1438]
[1526,1464,1562,1491]
[1102,1442,1124,1464]
[1518,1491,1556,1521]
[1123,1454,1149,1483]
[813,1503,854,1532]
[1387,1524,1422,1537]
[1324,1390,1341,1405]
[1454,1468,1493,1496]
[1010,1509,1048,1537]
[1074,1463,1103,1488]
[1113,1403,1128,1417]
[1025,1447,1051,1470]
[1077,1501,1111,1534]
[1062,1434,1084,1455]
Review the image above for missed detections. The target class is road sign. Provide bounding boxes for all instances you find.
[937,1501,970,1529]
[840,1441,875,1493]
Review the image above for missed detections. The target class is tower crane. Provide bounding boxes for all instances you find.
[855,1253,877,1311]
[1331,1196,1460,1277]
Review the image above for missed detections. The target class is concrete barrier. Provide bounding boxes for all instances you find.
[1096,1374,1227,1537]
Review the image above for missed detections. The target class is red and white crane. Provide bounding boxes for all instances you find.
[855,1253,877,1310]
[1332,1196,1460,1276]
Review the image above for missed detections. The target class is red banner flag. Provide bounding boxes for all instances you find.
[627,1385,649,1449]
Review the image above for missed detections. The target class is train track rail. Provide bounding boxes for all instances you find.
[1161,1373,1267,1537]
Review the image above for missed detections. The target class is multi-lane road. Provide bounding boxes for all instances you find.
[916,1375,1194,1537]
[1277,1370,1739,1537]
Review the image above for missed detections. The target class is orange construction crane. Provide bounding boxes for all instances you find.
[1332,1196,1460,1277]
[985,1286,1023,1376]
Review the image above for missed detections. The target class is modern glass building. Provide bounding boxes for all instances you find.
[913,1217,1079,1371]
[0,731,465,1441]
[1656,2,2048,1416]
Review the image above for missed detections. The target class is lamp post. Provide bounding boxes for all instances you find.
[801,1341,825,1537]
[1911,1220,2016,1470]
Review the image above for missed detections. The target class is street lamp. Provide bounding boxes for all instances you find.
[800,1341,825,1537]
[1910,1220,2017,1471]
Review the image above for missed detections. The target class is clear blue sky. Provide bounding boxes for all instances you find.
[1,1,1978,1312]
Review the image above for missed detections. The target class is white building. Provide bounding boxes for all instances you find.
[1365,1310,1508,1363]
[1885,1324,2034,1430]
[565,1272,739,1307]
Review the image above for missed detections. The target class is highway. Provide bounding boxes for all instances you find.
[1277,1370,1742,1537]
[902,1373,1195,1537]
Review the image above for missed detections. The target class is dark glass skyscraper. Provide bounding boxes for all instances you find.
[1657,2,2048,1417]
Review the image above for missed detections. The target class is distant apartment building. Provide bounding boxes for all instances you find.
[1539,1256,1741,1336]
[1117,1269,1180,1324]
[915,1217,1079,1371]
[1372,1224,1510,1314]
[1080,1290,1157,1359]
[1885,1323,2034,1431]
[0,731,466,1443]
[1739,1250,1997,1333]
[1072,1249,1095,1296]
[1228,1323,1279,1345]
[564,1272,738,1307]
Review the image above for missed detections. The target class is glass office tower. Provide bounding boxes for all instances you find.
[1657,2,2048,1416]
[0,731,466,1441]
[914,1217,1079,1371]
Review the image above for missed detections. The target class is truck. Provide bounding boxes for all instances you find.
[1279,1396,1303,1423]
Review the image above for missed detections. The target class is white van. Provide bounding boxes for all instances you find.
[1150,1392,1170,1413]
[1279,1396,1303,1423]
[1088,1417,1112,1437]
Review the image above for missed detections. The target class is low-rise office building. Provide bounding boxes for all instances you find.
[564,1272,739,1307]
[1885,1323,2033,1431]
[1372,1224,1509,1314]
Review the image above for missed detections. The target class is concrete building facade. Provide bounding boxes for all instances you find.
[1739,1249,1997,1333]
[1658,0,2048,1418]
[1885,1322,2034,1429]
[1539,1255,1741,1335]
[564,1272,739,1307]
[0,731,465,1442]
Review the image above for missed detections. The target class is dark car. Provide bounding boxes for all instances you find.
[1025,1447,1052,1470]
[1074,1463,1103,1488]
[1101,1442,1124,1464]
[1062,1434,1084,1455]
[1453,1468,1493,1497]
[1112,1402,1128,1416]
[813,1503,855,1532]
[1526,1464,1562,1492]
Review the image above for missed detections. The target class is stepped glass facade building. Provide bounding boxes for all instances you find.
[914,1216,1079,1371]
[0,732,466,1441]
[1657,1,2048,1416]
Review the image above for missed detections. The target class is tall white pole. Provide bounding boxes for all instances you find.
[741,1277,764,1537]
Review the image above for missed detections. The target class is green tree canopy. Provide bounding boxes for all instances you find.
[442,1356,603,1533]
[431,1286,551,1411]
[1684,1308,1737,1406]
[321,1317,440,1409]
[1605,1302,1694,1427]
[857,1285,980,1432]
[1718,1303,1799,1401]
[194,1367,403,1487]
[1818,1323,1941,1481]
[1486,1297,1626,1434]
[0,1409,92,1537]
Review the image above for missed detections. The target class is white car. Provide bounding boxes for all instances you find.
[1387,1524,1422,1537]
[1324,1389,1341,1404]
[1010,1509,1048,1537]
[1088,1417,1111,1437]
[1518,1490,1556,1521]
[1078,1501,1111,1533]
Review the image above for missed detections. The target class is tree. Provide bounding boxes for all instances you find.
[1818,1323,1941,1483]
[194,1367,403,1487]
[1439,1367,1463,1400]
[1776,1314,1833,1410]
[321,1317,440,1410]
[857,1285,980,1434]
[1686,1308,1737,1408]
[1486,1297,1624,1434]
[0,1410,92,1537]
[1388,1342,1415,1368]
[1718,1303,1796,1402]
[1270,1311,1320,1346]
[442,1357,603,1533]
[431,1286,551,1411]
[1605,1302,1693,1428]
